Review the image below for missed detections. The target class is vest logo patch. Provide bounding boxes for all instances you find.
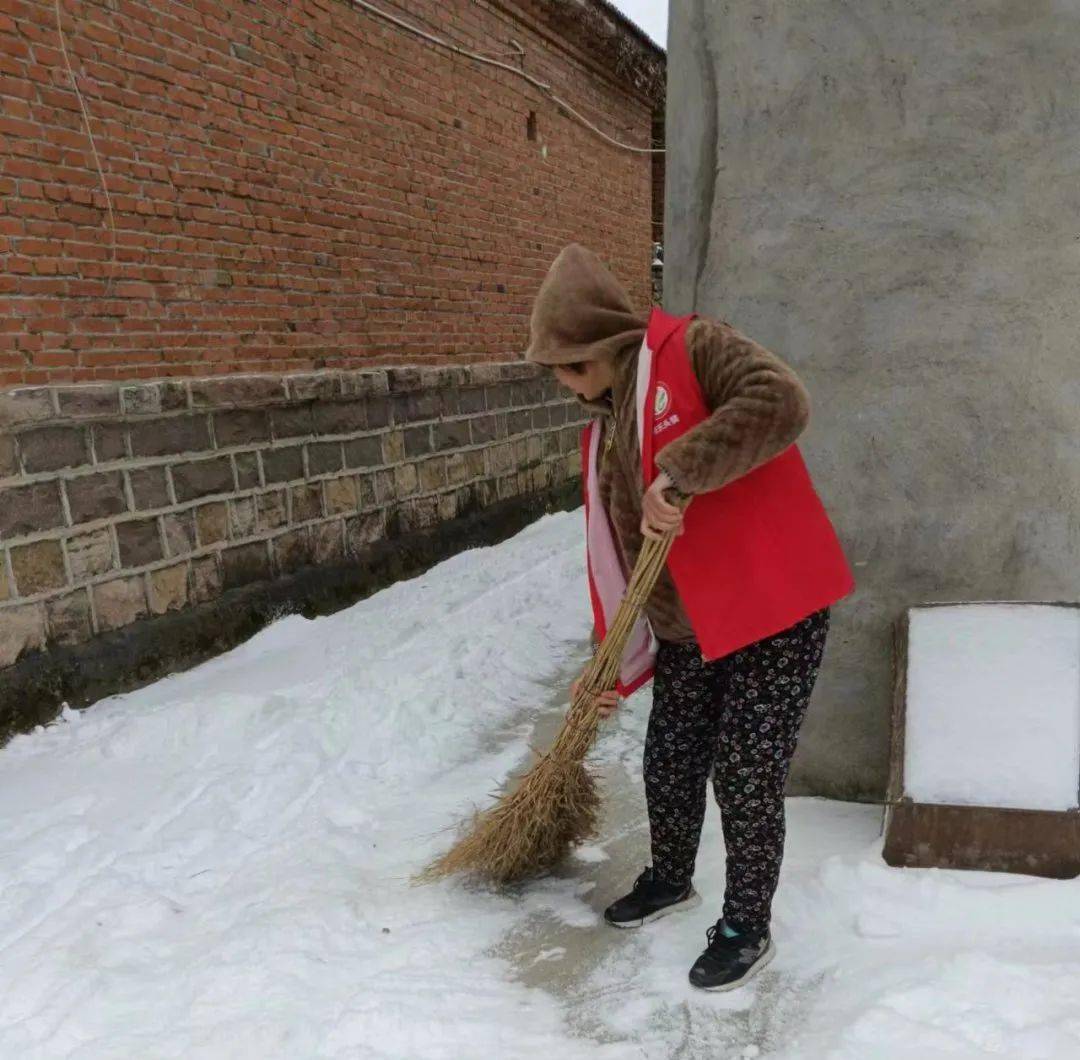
[653,382,679,434]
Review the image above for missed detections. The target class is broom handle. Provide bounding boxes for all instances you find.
[555,494,692,752]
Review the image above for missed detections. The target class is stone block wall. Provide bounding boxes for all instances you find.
[0,363,586,671]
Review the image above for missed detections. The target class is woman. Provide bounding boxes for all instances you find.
[524,243,855,992]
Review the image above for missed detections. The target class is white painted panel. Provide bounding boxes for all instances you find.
[904,604,1080,810]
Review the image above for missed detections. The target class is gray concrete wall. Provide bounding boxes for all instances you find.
[665,1,1080,800]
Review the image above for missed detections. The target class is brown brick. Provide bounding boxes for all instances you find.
[549,403,569,426]
[120,381,188,416]
[121,383,163,416]
[344,510,385,554]
[0,602,47,666]
[0,557,9,602]
[10,539,66,595]
[220,540,271,589]
[18,425,90,473]
[531,407,550,430]
[341,370,389,398]
[213,409,270,448]
[485,383,513,410]
[311,519,345,564]
[190,376,286,408]
[288,373,339,401]
[364,395,391,430]
[273,527,311,573]
[343,435,383,469]
[0,480,66,537]
[230,496,257,537]
[465,449,486,478]
[129,465,170,509]
[390,391,437,425]
[438,491,457,521]
[357,474,376,509]
[373,468,395,504]
[270,405,313,440]
[386,367,424,392]
[418,457,446,492]
[404,425,432,457]
[433,420,470,451]
[487,443,513,476]
[161,510,197,556]
[234,450,261,489]
[324,475,358,514]
[195,501,229,545]
[507,409,532,437]
[262,445,304,484]
[256,489,288,530]
[149,562,189,615]
[171,456,235,502]
[46,588,93,645]
[470,415,498,444]
[130,415,212,458]
[57,385,120,418]
[116,517,163,566]
[190,555,222,603]
[511,380,545,406]
[307,440,343,474]
[381,430,404,465]
[0,388,53,430]
[291,482,323,522]
[394,463,418,498]
[446,451,471,487]
[459,387,486,415]
[0,435,16,477]
[93,575,147,631]
[439,390,459,417]
[398,495,439,533]
[66,528,115,580]
[65,471,127,526]
[313,399,366,436]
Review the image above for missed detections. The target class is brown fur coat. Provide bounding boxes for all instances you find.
[576,319,812,642]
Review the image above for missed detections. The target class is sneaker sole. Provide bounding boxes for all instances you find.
[691,936,776,992]
[604,888,702,929]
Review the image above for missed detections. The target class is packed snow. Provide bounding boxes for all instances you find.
[1,509,1078,1058]
[905,603,1080,810]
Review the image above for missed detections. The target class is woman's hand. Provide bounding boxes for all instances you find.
[570,672,621,719]
[641,471,685,540]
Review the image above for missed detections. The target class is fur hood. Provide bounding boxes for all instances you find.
[523,243,648,367]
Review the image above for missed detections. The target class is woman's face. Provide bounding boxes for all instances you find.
[552,357,614,401]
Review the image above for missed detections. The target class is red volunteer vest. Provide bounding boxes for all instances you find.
[583,305,855,667]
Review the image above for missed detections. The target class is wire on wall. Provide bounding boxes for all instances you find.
[348,0,664,155]
[55,0,118,289]
[51,0,662,287]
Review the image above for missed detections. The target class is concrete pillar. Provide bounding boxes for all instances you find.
[665,1,1080,799]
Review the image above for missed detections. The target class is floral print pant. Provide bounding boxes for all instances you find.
[642,606,831,933]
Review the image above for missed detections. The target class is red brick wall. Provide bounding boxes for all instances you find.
[0,0,658,385]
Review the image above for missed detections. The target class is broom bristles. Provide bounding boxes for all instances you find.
[413,499,690,886]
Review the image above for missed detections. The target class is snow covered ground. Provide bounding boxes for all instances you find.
[1,508,1078,1059]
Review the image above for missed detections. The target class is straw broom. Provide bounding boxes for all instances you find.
[414,498,690,886]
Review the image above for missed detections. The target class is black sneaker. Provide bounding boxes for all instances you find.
[688,917,775,991]
[603,865,702,928]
